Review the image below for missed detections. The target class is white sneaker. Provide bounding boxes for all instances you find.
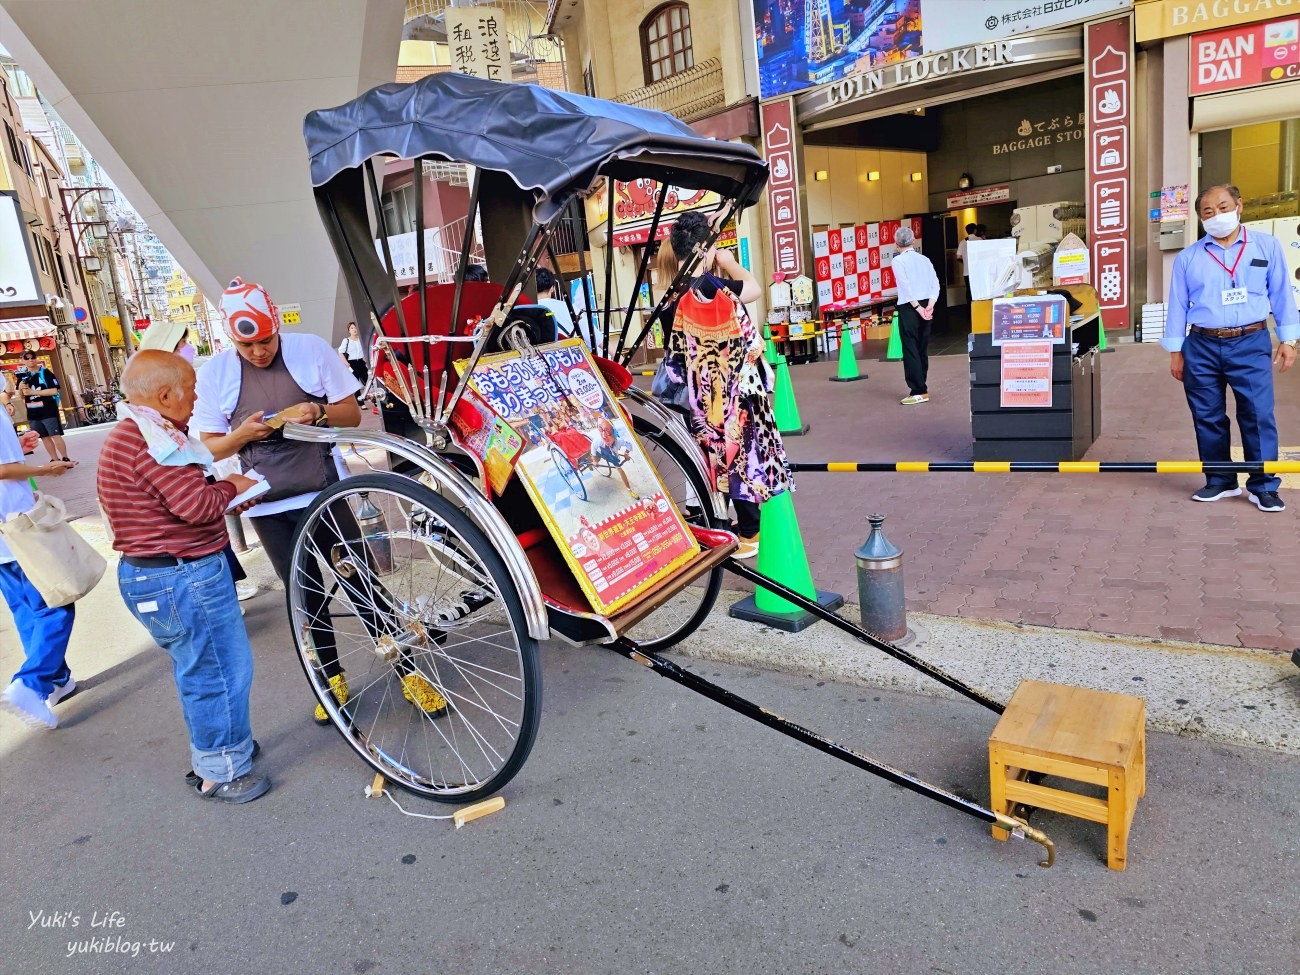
[235,583,258,602]
[2,679,58,729]
[47,677,77,707]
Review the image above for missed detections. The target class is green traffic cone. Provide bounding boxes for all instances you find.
[753,491,816,613]
[728,490,844,632]
[884,310,902,361]
[763,321,778,366]
[1097,320,1109,352]
[773,354,809,436]
[829,321,865,382]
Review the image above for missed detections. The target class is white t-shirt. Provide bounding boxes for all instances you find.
[338,336,365,360]
[538,297,576,338]
[956,234,981,277]
[0,408,35,563]
[194,332,361,516]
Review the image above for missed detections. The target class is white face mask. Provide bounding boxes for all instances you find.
[1201,209,1240,239]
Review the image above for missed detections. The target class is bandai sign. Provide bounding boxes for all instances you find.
[1189,14,1300,94]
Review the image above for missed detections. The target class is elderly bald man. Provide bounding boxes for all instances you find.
[97,350,271,804]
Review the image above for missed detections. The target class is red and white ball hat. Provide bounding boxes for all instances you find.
[219,277,280,342]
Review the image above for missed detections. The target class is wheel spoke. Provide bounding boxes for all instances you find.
[287,476,540,801]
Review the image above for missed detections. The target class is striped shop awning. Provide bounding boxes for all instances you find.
[0,316,57,342]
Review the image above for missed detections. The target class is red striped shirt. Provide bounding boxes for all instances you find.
[96,418,237,559]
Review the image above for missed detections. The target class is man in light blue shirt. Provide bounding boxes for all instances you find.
[1164,183,1298,511]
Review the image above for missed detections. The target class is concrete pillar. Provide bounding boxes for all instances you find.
[1157,36,1192,300]
[0,0,405,343]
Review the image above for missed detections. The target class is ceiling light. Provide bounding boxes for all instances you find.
[867,171,880,182]
[814,170,828,181]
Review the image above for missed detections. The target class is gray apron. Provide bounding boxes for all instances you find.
[231,350,338,503]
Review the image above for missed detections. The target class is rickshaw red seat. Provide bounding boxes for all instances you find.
[550,427,591,464]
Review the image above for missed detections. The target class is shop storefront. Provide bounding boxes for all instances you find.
[1190,15,1300,298]
[1138,0,1300,311]
[761,27,1106,349]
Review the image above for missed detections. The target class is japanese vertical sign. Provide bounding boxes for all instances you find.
[445,6,507,82]
[760,97,803,278]
[1086,17,1132,332]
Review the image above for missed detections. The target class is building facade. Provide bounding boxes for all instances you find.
[1,65,107,423]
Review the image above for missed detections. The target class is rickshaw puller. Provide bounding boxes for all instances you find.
[195,278,447,722]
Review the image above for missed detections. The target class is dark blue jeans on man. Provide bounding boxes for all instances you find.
[117,551,255,783]
[1181,328,1280,495]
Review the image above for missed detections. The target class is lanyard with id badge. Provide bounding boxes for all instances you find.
[1206,229,1249,307]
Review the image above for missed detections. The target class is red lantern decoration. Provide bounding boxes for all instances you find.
[38,336,56,350]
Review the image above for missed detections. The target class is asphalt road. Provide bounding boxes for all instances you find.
[3,577,1298,975]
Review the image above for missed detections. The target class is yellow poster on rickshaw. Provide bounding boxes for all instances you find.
[456,338,699,615]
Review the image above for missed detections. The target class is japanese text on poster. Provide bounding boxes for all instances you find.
[1000,340,1055,408]
[457,339,699,615]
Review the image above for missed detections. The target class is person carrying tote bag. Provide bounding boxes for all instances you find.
[0,411,83,730]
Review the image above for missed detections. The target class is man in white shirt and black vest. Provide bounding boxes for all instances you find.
[194,277,448,723]
[890,226,941,406]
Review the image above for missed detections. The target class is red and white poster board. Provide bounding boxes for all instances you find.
[812,218,922,311]
[458,339,699,615]
[1086,17,1132,332]
[1000,340,1055,408]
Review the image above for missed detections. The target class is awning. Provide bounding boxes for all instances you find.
[0,316,56,342]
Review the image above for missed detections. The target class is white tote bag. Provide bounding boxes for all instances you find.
[0,494,107,608]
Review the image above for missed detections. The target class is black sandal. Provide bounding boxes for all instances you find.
[184,740,260,786]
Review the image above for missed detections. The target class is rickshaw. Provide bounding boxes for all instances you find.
[291,73,1054,866]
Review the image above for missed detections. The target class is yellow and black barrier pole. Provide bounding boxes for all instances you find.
[787,461,1300,475]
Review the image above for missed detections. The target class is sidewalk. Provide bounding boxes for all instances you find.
[38,343,1300,656]
[725,341,1300,653]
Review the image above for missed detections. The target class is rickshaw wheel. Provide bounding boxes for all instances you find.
[548,444,588,501]
[622,418,725,653]
[288,472,542,802]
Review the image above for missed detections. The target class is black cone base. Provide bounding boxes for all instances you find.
[729,589,844,633]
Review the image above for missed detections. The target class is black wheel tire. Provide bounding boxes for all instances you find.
[288,472,543,803]
[626,416,725,654]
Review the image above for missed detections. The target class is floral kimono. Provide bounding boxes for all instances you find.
[665,276,791,505]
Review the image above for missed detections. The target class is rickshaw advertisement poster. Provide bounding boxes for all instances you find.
[457,339,700,615]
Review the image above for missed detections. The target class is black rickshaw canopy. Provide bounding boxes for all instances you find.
[303,72,769,221]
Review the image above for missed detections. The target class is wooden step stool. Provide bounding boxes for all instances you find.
[989,680,1146,871]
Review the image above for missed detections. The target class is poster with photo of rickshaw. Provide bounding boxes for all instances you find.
[457,338,700,615]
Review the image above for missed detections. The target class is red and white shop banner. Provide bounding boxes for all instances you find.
[1190,15,1300,95]
[1086,17,1132,333]
[760,97,803,277]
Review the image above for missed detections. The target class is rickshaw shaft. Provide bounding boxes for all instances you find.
[606,637,999,826]
[724,561,1005,715]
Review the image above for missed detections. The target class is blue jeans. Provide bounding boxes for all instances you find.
[117,552,255,783]
[0,560,74,696]
[1181,328,1279,494]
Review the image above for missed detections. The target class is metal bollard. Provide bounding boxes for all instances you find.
[855,513,906,641]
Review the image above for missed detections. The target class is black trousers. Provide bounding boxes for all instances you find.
[733,498,761,538]
[898,301,932,396]
[253,502,405,683]
[347,359,368,399]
